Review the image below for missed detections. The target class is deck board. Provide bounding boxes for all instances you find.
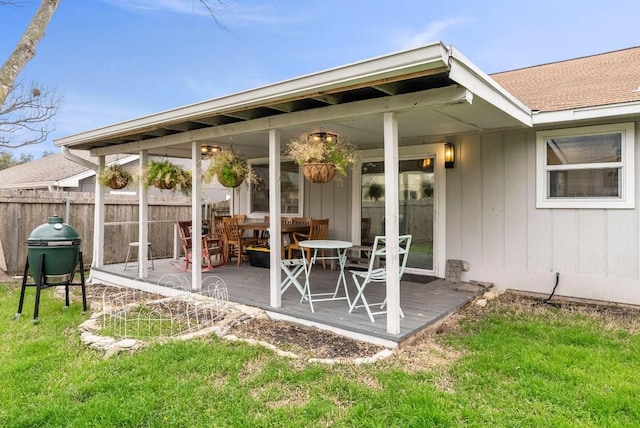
[91,258,482,345]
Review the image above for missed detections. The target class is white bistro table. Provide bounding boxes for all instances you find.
[298,239,353,313]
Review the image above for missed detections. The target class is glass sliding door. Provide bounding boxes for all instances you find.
[361,156,435,271]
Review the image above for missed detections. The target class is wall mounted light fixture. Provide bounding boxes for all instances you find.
[444,142,455,169]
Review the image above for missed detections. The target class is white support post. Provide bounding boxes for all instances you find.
[92,156,106,269]
[138,151,150,278]
[269,129,283,307]
[191,142,203,291]
[383,112,401,334]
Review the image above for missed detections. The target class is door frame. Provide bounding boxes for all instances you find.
[350,143,447,277]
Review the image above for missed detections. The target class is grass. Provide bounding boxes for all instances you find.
[2,282,639,427]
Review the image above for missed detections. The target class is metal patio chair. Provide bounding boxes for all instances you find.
[348,234,412,322]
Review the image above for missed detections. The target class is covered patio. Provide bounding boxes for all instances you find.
[55,42,530,336]
[92,257,483,347]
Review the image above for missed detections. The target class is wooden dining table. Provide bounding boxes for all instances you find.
[238,221,310,258]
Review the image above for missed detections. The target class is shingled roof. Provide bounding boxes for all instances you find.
[0,152,127,189]
[491,46,640,112]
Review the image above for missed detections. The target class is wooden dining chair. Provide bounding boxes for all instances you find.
[287,218,329,268]
[258,215,270,245]
[223,217,259,266]
[281,216,295,225]
[212,215,230,262]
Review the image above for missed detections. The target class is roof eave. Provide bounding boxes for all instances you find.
[532,101,640,125]
[448,46,532,127]
[55,42,451,148]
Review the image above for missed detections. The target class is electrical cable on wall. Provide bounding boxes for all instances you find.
[544,272,560,303]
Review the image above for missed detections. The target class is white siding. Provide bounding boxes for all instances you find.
[447,120,640,305]
[304,171,352,241]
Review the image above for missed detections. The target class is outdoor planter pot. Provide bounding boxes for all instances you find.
[287,131,356,183]
[204,149,257,189]
[142,160,192,195]
[302,162,337,183]
[97,164,132,190]
[217,171,245,188]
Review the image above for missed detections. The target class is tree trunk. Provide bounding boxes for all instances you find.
[0,0,60,106]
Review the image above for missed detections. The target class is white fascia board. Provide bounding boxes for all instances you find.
[448,46,532,127]
[55,43,450,148]
[0,182,55,190]
[533,101,640,125]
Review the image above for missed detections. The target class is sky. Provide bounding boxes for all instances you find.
[1,0,640,158]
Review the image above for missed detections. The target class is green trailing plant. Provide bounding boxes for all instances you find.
[286,133,357,178]
[367,182,384,201]
[142,159,191,195]
[97,164,132,189]
[422,182,434,198]
[204,150,258,188]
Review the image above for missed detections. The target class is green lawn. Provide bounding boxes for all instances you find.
[2,282,639,427]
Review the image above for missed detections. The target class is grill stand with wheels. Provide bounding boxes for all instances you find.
[14,251,87,322]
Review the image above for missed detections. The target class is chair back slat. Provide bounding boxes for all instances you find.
[366,235,413,281]
[222,217,242,241]
[308,218,329,240]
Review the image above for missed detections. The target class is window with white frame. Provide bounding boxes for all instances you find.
[536,123,635,208]
[249,161,302,215]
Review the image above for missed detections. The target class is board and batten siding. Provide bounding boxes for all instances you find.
[446,121,640,305]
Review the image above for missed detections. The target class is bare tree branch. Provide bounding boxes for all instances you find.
[0,81,61,148]
[0,0,60,106]
[198,0,230,32]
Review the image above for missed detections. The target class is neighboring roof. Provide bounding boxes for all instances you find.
[491,46,640,112]
[0,152,132,189]
[0,153,86,188]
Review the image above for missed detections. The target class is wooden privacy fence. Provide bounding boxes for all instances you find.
[0,189,207,276]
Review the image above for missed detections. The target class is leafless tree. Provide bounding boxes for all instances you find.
[0,0,59,107]
[1,0,226,149]
[0,0,60,148]
[0,80,61,148]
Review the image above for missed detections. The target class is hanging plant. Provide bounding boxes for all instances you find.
[286,132,357,183]
[204,150,258,188]
[97,164,132,189]
[367,182,384,201]
[142,159,191,195]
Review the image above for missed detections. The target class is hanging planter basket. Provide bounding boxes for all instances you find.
[217,172,245,188]
[97,164,133,190]
[303,163,337,183]
[106,176,129,190]
[153,179,175,190]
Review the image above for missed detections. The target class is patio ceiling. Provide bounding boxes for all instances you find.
[55,42,532,159]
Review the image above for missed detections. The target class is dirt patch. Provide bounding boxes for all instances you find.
[230,317,386,359]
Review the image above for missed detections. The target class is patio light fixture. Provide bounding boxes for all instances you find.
[201,144,222,157]
[305,131,337,144]
[444,142,455,169]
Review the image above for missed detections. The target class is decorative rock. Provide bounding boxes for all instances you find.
[354,348,394,365]
[484,288,507,300]
[475,299,488,307]
[309,358,339,365]
[116,339,139,349]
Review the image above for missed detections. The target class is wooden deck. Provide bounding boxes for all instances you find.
[91,258,483,347]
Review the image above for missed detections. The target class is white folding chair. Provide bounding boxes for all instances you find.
[280,258,306,297]
[348,235,412,322]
